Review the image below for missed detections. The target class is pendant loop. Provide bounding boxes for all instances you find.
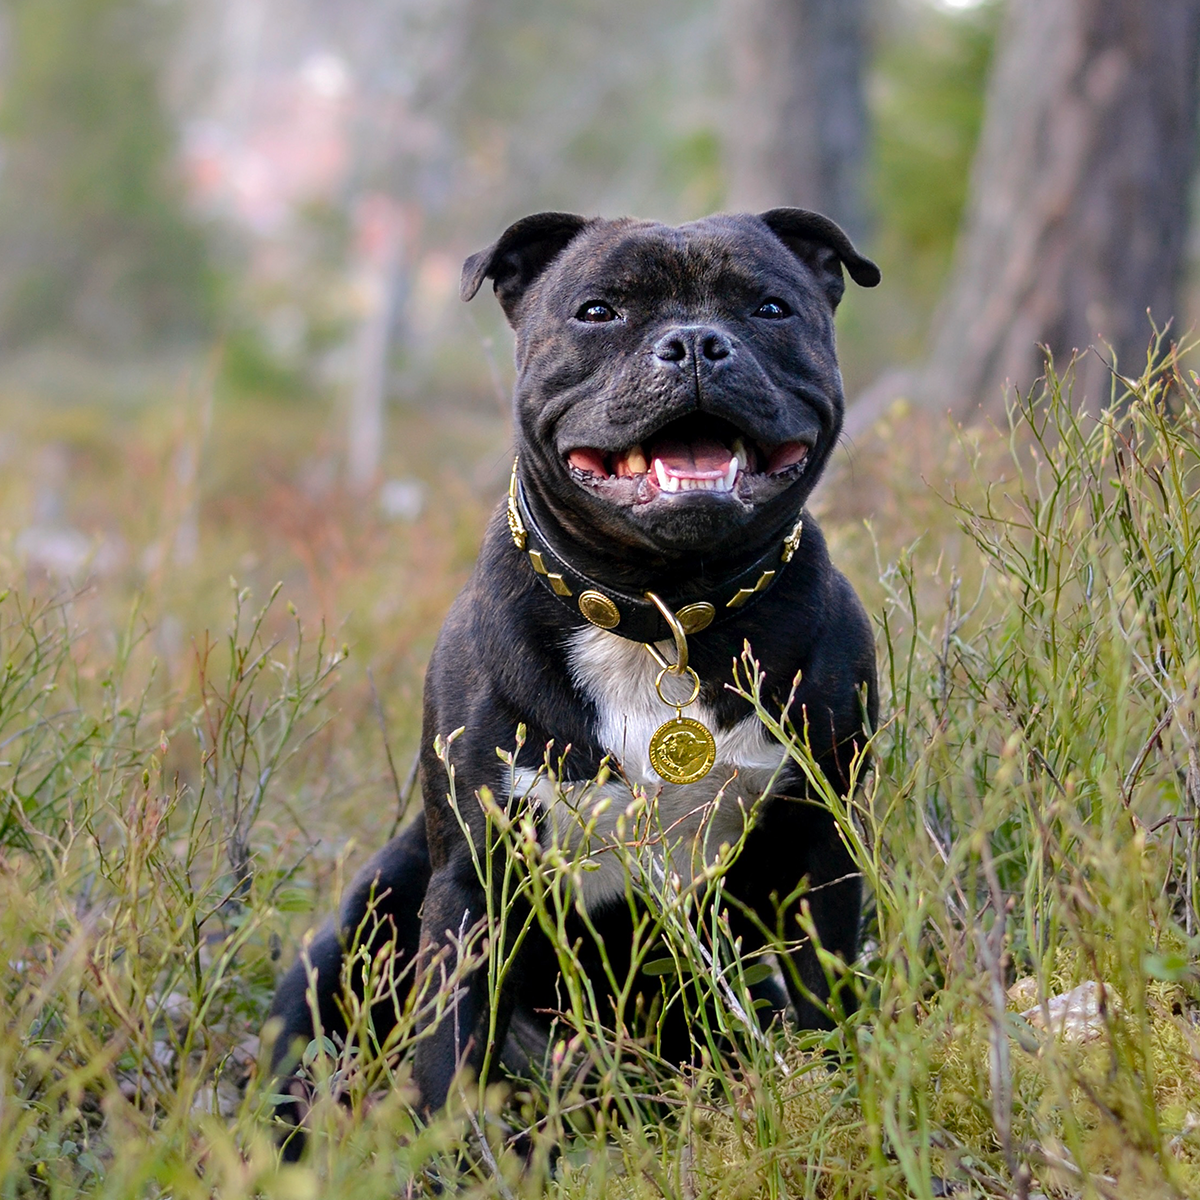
[644,591,689,674]
[645,624,714,785]
[654,665,701,710]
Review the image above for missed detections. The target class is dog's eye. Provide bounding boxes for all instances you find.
[753,299,792,319]
[576,301,619,323]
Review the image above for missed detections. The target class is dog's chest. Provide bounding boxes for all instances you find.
[567,626,784,790]
[510,627,787,911]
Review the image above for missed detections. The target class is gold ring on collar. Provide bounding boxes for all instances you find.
[643,591,689,674]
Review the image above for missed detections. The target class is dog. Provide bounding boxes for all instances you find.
[268,208,880,1137]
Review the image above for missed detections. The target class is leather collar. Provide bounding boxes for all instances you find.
[507,460,802,643]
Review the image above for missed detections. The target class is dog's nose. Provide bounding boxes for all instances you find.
[653,327,734,365]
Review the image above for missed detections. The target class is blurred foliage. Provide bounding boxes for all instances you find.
[213,201,355,405]
[218,328,310,403]
[0,0,1006,395]
[857,0,1002,371]
[873,1,1000,275]
[0,0,215,351]
[458,0,725,225]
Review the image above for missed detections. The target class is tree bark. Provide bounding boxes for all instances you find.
[923,0,1200,417]
[723,0,871,241]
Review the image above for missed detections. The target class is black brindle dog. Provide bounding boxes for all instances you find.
[268,208,880,1139]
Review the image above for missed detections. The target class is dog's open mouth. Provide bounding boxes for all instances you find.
[565,415,811,503]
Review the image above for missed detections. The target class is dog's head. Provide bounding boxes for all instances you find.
[462,210,879,562]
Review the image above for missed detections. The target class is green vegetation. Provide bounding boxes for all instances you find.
[1,352,1199,1197]
[846,0,1000,380]
[871,2,999,294]
[0,0,214,349]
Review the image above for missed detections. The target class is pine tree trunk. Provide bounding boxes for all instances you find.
[723,0,870,240]
[923,0,1200,417]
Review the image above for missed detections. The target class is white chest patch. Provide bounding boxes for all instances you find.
[567,626,786,786]
[510,627,788,911]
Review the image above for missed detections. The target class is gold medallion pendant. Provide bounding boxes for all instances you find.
[649,715,716,784]
[647,663,716,784]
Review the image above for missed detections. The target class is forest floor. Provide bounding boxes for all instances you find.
[2,351,1199,1198]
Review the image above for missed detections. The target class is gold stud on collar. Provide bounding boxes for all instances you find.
[676,602,715,634]
[579,589,621,629]
[726,569,776,609]
[507,456,528,550]
[528,549,573,596]
[781,514,804,563]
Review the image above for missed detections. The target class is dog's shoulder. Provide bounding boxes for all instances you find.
[423,507,609,777]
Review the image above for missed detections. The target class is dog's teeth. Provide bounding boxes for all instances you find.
[626,445,648,475]
[653,459,744,494]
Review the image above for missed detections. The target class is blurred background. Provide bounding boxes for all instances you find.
[0,0,1196,849]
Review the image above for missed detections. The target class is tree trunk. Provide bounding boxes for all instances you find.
[923,0,1200,417]
[723,0,870,240]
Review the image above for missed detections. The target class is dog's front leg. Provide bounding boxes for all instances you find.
[784,807,862,1029]
[727,783,862,1030]
[412,846,519,1114]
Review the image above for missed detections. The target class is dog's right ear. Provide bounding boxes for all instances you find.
[461,212,592,322]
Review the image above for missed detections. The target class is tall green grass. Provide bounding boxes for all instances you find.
[2,356,1199,1197]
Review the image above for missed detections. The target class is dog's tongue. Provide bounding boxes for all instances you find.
[651,436,733,480]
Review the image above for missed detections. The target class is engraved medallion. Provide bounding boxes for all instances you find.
[579,589,621,629]
[648,716,717,784]
[676,601,715,634]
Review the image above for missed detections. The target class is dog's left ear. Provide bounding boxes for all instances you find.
[758,208,880,310]
[461,212,592,322]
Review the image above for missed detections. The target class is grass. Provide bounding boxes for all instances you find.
[2,348,1200,1197]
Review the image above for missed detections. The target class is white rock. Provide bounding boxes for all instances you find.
[1020,980,1121,1043]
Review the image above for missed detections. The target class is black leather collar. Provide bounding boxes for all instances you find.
[508,463,803,643]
